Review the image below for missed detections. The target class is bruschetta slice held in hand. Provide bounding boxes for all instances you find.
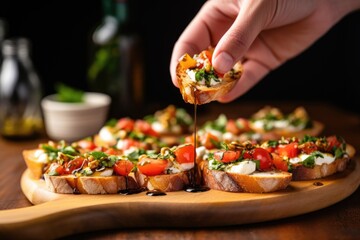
[176,47,243,105]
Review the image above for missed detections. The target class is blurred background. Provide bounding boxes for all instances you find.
[1,0,359,119]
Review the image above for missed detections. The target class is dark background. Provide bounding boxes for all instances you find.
[1,0,359,117]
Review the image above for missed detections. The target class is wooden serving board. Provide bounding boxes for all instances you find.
[0,158,359,239]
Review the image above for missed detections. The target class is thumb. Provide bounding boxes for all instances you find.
[212,1,273,74]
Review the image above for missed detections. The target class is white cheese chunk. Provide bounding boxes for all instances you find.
[289,153,335,165]
[225,161,256,175]
[98,126,117,146]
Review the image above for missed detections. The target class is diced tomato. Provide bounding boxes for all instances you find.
[76,139,97,150]
[299,142,318,154]
[325,135,342,152]
[48,163,66,176]
[117,139,143,151]
[65,157,85,174]
[137,158,168,176]
[134,120,159,137]
[199,50,213,63]
[116,117,135,132]
[245,148,273,171]
[201,132,220,150]
[225,119,240,135]
[263,145,276,154]
[277,142,299,158]
[271,153,289,172]
[174,144,195,164]
[114,160,134,176]
[104,148,123,156]
[214,150,241,163]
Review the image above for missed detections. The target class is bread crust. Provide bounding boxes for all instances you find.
[22,150,45,180]
[44,174,139,194]
[135,171,190,192]
[177,59,243,105]
[201,161,292,193]
[291,157,351,181]
[249,120,324,139]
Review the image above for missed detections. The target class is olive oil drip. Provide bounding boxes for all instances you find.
[185,88,209,193]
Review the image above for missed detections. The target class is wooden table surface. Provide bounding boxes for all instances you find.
[0,101,359,240]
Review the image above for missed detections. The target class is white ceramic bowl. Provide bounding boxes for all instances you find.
[41,92,111,142]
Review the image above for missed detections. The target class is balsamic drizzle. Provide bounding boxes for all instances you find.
[185,89,210,193]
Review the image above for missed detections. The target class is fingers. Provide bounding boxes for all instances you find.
[217,59,270,103]
[212,0,276,74]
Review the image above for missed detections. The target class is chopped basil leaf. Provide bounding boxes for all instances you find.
[302,151,323,168]
[89,151,108,159]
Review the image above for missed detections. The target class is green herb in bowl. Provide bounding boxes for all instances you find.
[56,83,84,103]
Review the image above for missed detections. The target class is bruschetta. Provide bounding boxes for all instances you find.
[23,140,141,194]
[199,141,292,193]
[261,135,356,180]
[135,143,195,192]
[176,47,243,105]
[143,105,193,146]
[249,106,324,139]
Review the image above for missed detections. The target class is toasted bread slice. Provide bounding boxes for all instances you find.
[135,171,190,192]
[176,50,243,105]
[44,174,139,194]
[249,120,324,139]
[22,149,46,179]
[291,157,350,181]
[201,161,292,193]
[291,144,355,181]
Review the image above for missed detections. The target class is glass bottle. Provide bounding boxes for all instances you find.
[88,0,144,118]
[0,38,43,140]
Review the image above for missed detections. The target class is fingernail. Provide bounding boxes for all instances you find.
[213,52,233,74]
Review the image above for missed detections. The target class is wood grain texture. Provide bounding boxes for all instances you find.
[0,101,359,240]
[0,158,358,239]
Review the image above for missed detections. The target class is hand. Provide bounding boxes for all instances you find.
[170,0,360,102]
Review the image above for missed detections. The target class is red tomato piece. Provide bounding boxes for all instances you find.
[134,120,159,137]
[48,163,66,175]
[201,132,220,150]
[114,160,134,176]
[116,117,135,132]
[65,157,85,174]
[174,144,195,164]
[248,148,273,171]
[104,148,123,156]
[300,142,318,154]
[137,158,168,176]
[225,119,240,135]
[271,153,289,172]
[214,150,241,163]
[76,139,97,150]
[277,142,299,158]
[117,139,143,151]
[325,135,342,152]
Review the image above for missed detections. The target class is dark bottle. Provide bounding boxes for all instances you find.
[88,0,144,118]
[0,38,43,140]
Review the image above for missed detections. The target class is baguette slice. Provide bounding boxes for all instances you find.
[44,174,139,194]
[176,51,243,105]
[291,144,355,181]
[135,170,190,192]
[201,161,292,193]
[249,120,324,139]
[22,149,46,179]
